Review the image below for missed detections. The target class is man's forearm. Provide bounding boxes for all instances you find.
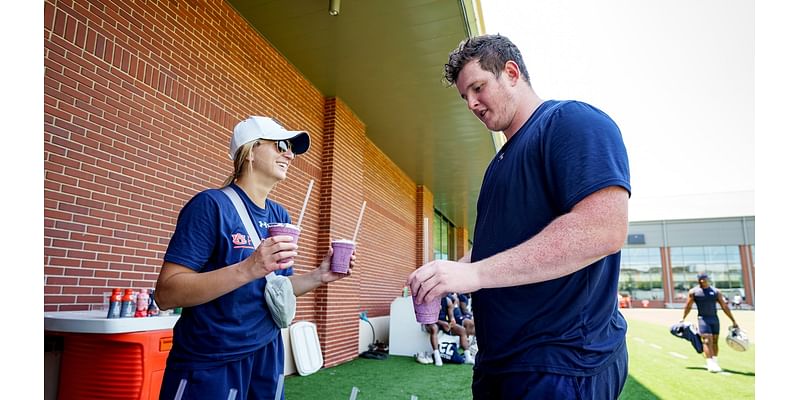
[721,304,737,324]
[473,187,627,289]
[681,304,692,320]
[458,250,471,263]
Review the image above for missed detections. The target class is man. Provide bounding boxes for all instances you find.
[408,34,630,399]
[680,273,739,373]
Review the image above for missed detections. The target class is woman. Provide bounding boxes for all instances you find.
[156,116,354,399]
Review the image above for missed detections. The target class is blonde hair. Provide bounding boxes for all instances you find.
[222,140,261,187]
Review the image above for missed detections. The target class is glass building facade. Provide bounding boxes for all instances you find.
[617,217,755,308]
[433,210,455,261]
[670,245,744,302]
[619,247,664,301]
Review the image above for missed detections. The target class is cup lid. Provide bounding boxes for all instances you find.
[267,223,300,229]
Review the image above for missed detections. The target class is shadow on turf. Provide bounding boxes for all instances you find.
[620,376,661,399]
[686,367,755,376]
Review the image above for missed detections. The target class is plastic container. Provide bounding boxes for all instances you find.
[45,310,180,400]
[121,289,136,318]
[56,329,174,400]
[147,289,160,317]
[107,288,122,319]
[289,321,323,376]
[135,289,149,317]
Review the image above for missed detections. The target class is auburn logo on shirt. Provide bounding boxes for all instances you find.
[231,232,255,249]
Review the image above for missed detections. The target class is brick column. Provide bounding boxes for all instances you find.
[455,227,469,261]
[315,97,365,367]
[661,247,674,305]
[416,186,434,266]
[739,245,755,306]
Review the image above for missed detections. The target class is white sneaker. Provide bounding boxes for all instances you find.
[706,359,721,373]
[468,336,479,355]
[433,351,443,367]
[464,354,475,365]
[415,352,432,365]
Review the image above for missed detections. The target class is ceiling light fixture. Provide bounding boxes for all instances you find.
[329,0,341,16]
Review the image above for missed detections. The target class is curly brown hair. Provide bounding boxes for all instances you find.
[443,34,530,87]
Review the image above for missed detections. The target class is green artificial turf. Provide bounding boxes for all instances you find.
[621,319,755,399]
[284,355,473,399]
[284,319,754,399]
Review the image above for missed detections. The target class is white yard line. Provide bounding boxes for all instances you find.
[668,352,688,359]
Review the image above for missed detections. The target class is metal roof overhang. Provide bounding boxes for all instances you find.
[227,0,494,239]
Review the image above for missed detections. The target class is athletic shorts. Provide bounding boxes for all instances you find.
[698,315,720,335]
[159,337,285,400]
[472,342,628,400]
[455,314,472,326]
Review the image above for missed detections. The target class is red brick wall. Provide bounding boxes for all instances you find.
[361,142,418,316]
[44,0,419,368]
[455,226,469,261]
[313,98,366,367]
[416,186,434,266]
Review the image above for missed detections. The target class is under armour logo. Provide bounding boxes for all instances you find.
[499,153,504,160]
[258,221,269,228]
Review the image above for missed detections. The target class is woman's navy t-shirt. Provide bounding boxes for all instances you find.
[163,183,293,368]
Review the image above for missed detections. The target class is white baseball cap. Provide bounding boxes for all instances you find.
[229,116,311,159]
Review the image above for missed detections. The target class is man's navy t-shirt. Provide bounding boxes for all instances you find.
[690,286,720,317]
[471,100,631,376]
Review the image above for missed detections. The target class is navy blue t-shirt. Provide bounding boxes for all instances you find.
[471,100,631,376]
[690,286,720,317]
[163,183,293,368]
[438,294,463,322]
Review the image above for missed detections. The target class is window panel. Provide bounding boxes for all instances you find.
[433,210,455,261]
[705,246,727,263]
[670,245,744,302]
[619,247,663,301]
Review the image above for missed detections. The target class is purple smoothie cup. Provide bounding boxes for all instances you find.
[267,223,300,263]
[330,239,356,274]
[412,294,441,324]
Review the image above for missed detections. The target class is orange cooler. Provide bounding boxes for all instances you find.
[45,310,180,400]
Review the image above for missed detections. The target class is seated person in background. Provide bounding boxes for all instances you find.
[732,294,743,309]
[423,294,475,366]
[451,293,475,337]
[457,292,472,316]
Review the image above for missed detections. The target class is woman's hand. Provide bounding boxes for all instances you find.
[318,246,356,283]
[243,235,298,280]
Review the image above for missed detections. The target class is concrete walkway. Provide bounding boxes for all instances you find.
[620,308,755,343]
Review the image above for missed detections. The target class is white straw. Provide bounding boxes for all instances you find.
[352,200,367,242]
[296,179,315,229]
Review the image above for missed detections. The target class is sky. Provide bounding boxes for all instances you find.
[480,0,754,222]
